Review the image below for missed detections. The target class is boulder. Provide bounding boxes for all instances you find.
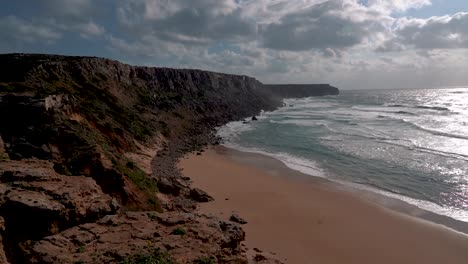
[230,214,248,225]
[0,159,119,260]
[189,188,214,203]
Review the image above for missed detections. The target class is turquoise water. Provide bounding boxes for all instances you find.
[219,88,468,222]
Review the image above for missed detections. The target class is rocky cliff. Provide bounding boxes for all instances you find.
[0,54,288,263]
[263,84,339,98]
[0,54,340,263]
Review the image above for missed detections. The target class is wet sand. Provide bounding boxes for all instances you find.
[179,146,468,264]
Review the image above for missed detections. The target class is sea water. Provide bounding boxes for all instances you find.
[218,88,468,222]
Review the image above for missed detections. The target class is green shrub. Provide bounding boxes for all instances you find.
[76,245,85,253]
[193,256,215,264]
[122,249,176,264]
[114,160,162,212]
[0,86,15,92]
[171,227,186,236]
[115,161,158,193]
[0,153,9,161]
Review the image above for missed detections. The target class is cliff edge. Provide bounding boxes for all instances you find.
[0,53,337,263]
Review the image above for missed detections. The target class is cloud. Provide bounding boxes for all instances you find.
[366,0,431,14]
[1,0,468,89]
[43,0,92,18]
[258,0,389,51]
[76,22,106,38]
[39,0,107,39]
[0,16,61,44]
[379,12,468,51]
[117,0,255,45]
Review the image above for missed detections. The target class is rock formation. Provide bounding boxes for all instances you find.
[0,53,338,263]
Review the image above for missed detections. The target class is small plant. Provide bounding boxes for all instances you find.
[53,163,73,176]
[171,227,186,236]
[126,161,135,169]
[121,249,176,264]
[113,159,162,211]
[147,212,157,220]
[0,85,20,92]
[76,245,85,253]
[0,153,9,161]
[193,256,215,264]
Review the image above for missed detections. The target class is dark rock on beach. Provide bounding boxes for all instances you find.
[230,214,248,225]
[190,188,214,203]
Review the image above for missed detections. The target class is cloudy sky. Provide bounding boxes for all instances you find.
[1,0,468,90]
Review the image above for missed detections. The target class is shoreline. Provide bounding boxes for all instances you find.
[221,144,468,234]
[180,146,468,264]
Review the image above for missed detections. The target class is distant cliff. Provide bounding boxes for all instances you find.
[263,84,339,98]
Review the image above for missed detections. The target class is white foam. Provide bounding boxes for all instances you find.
[268,119,329,127]
[216,98,468,224]
[344,181,468,223]
[216,120,254,140]
[224,140,468,223]
[221,141,326,178]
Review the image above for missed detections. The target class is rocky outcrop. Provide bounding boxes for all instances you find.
[262,84,339,98]
[0,54,292,263]
[0,160,119,262]
[29,212,246,264]
[0,54,284,212]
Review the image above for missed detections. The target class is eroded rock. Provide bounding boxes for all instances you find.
[30,212,247,264]
[189,188,214,203]
[0,159,119,261]
[230,214,248,225]
[0,217,8,264]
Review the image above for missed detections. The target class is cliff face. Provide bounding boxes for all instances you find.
[0,54,287,263]
[263,84,339,98]
[0,54,280,121]
[0,54,341,263]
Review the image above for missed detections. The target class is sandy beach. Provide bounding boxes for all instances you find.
[180,146,468,264]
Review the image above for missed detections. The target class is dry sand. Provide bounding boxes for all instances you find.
[179,146,468,264]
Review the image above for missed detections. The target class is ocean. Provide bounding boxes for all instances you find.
[218,87,468,222]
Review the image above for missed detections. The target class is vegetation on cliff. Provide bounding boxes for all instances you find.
[0,54,287,263]
[0,54,339,263]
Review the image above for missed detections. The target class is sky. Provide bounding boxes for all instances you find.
[1,0,468,90]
